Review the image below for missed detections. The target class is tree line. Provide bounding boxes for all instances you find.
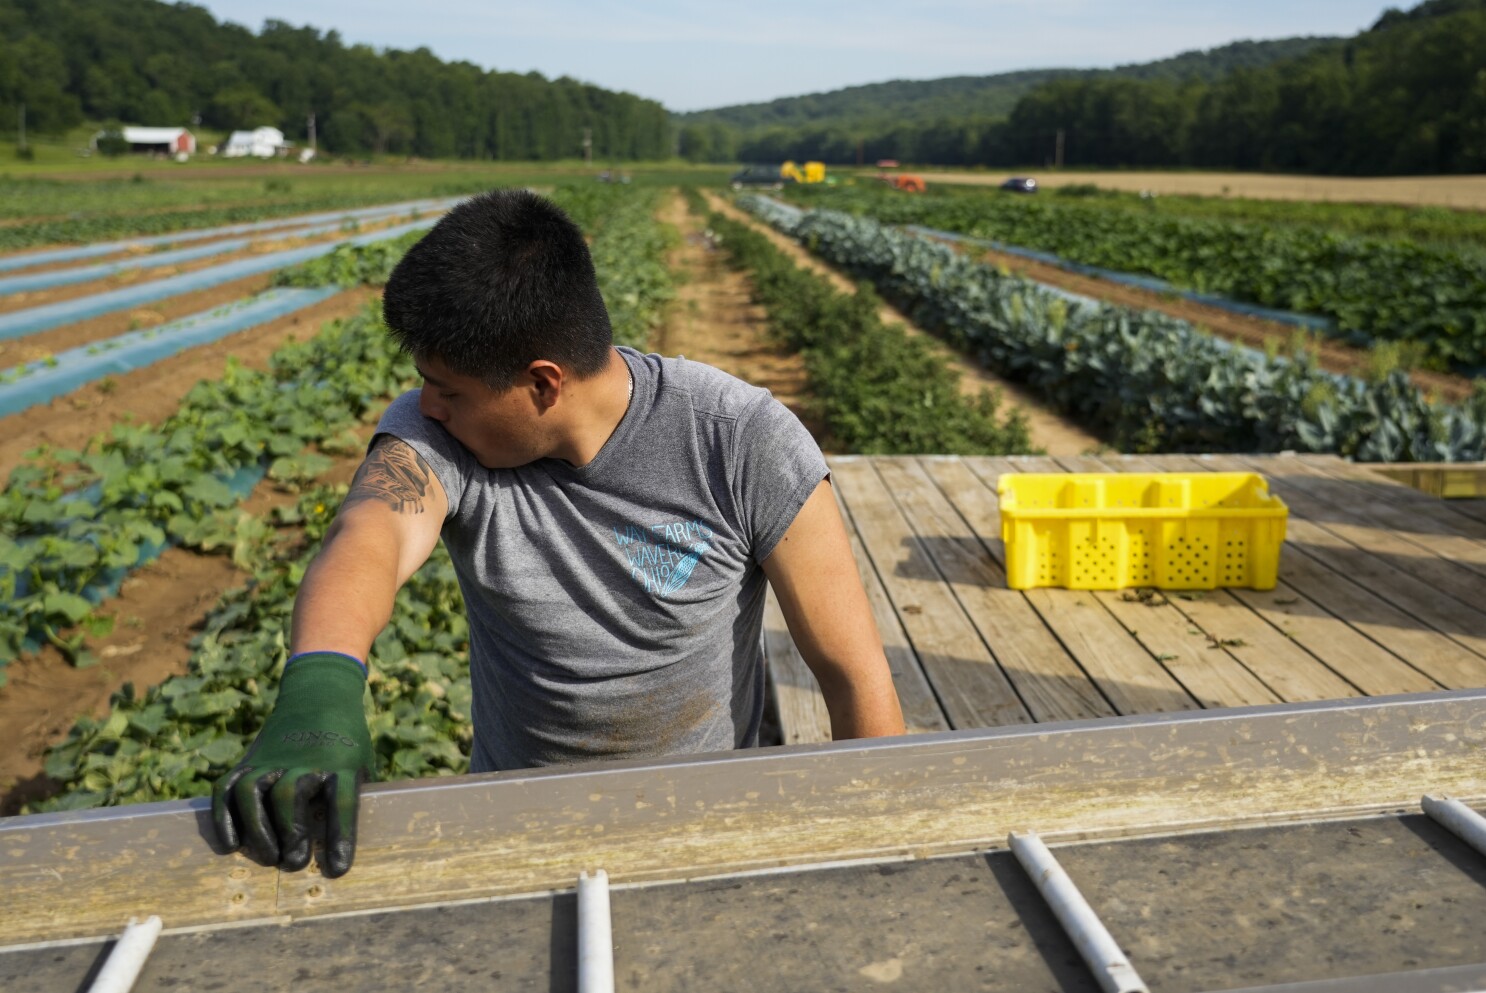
[678,0,1486,175]
[0,0,671,160]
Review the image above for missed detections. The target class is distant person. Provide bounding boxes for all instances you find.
[211,189,905,876]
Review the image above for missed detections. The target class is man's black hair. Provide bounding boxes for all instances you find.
[383,189,612,389]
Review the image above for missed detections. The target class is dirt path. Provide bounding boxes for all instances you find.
[926,170,1486,211]
[654,192,823,442]
[702,192,1102,456]
[0,287,378,478]
[959,242,1477,403]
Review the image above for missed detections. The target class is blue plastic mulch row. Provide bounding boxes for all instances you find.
[5,463,267,661]
[901,223,1337,333]
[0,286,341,418]
[0,198,458,295]
[0,216,439,342]
[0,196,459,274]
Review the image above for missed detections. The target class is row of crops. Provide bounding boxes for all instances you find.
[784,185,1486,374]
[1029,185,1486,251]
[0,174,503,253]
[689,192,1030,455]
[11,185,679,811]
[746,196,1486,462]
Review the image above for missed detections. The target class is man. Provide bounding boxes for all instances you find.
[211,189,905,877]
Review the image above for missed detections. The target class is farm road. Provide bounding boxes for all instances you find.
[655,192,822,442]
[928,170,1486,210]
[702,191,1102,456]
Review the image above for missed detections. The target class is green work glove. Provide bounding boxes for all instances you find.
[211,652,375,877]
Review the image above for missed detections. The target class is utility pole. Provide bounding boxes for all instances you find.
[1055,128,1065,169]
[582,127,592,165]
[17,102,25,152]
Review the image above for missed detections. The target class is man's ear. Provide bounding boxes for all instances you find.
[526,360,565,408]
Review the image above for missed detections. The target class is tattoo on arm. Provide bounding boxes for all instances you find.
[344,439,433,514]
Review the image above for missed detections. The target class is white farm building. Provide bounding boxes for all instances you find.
[90,127,197,156]
[221,127,290,158]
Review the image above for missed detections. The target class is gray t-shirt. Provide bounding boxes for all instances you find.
[374,346,828,772]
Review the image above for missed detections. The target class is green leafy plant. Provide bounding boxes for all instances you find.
[700,194,1031,456]
[786,185,1486,372]
[744,196,1486,462]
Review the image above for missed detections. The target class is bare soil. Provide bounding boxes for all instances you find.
[963,242,1478,404]
[926,170,1486,211]
[0,286,376,479]
[0,272,274,373]
[702,192,1102,456]
[655,193,824,442]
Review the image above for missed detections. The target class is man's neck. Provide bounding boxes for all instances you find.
[551,347,633,467]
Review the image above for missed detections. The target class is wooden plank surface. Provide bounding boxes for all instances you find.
[1194,454,1486,692]
[838,487,950,736]
[1094,586,1283,709]
[882,457,1115,722]
[829,457,1032,729]
[1229,456,1486,619]
[1132,454,1445,698]
[764,452,1486,736]
[1089,454,1345,706]
[1099,454,1456,695]
[1284,456,1486,579]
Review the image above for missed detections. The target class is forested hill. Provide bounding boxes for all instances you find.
[676,38,1335,130]
[677,0,1486,175]
[0,0,671,159]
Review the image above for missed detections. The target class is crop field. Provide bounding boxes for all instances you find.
[0,162,1483,823]
[926,169,1486,212]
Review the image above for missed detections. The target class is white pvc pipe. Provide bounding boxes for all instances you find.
[1009,832,1149,993]
[1423,795,1486,859]
[88,915,163,993]
[577,870,615,993]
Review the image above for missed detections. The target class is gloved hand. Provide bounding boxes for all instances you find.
[211,652,375,877]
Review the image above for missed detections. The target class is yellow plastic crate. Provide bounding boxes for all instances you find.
[998,473,1287,590]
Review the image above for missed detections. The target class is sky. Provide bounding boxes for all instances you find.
[195,0,1401,112]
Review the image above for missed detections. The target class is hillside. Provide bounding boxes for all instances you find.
[676,37,1336,130]
[0,0,670,160]
[679,0,1486,175]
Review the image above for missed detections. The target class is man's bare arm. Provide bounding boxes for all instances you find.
[290,436,449,659]
[761,479,906,739]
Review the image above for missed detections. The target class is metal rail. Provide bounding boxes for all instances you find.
[4,690,1486,946]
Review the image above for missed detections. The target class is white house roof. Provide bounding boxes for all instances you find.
[226,127,285,144]
[122,127,192,143]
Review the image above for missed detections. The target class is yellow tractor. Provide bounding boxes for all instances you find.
[781,160,827,184]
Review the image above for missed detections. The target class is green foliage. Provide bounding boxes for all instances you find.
[549,185,677,350]
[273,228,428,289]
[699,195,1032,456]
[788,184,1486,371]
[676,37,1330,134]
[743,196,1486,462]
[0,304,417,675]
[18,185,671,803]
[32,487,473,811]
[676,0,1486,175]
[0,0,670,160]
[0,175,496,254]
